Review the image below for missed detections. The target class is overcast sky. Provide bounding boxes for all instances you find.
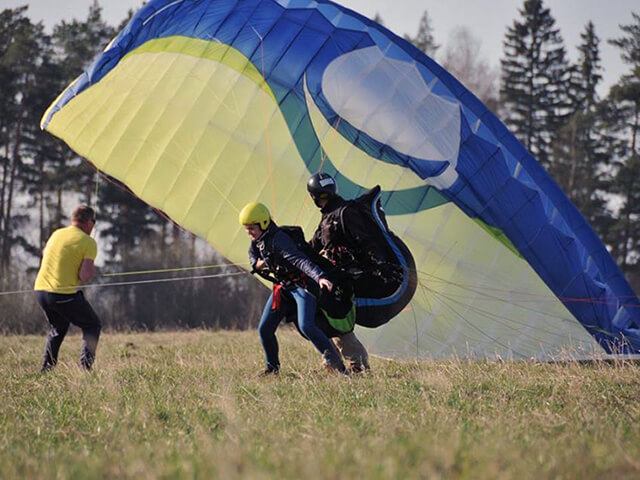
[5,0,639,96]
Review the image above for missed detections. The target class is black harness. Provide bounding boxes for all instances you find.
[250,225,354,335]
[252,227,310,290]
[313,190,404,287]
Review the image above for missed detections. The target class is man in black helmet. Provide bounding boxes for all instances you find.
[306,173,371,372]
[307,172,418,368]
[307,173,404,293]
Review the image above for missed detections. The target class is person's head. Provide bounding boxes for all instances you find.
[307,173,337,208]
[71,205,96,234]
[239,202,271,241]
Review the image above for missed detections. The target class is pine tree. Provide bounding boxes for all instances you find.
[609,12,640,66]
[48,0,117,224]
[97,179,163,268]
[404,10,439,57]
[605,13,640,291]
[0,8,52,274]
[53,0,116,79]
[576,21,602,110]
[551,21,609,227]
[500,0,571,170]
[372,13,384,27]
[23,47,69,251]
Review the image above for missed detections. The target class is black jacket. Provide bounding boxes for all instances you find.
[249,222,324,286]
[309,187,395,268]
[309,186,419,328]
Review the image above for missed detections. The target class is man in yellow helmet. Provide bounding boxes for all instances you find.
[239,202,347,375]
[34,205,101,372]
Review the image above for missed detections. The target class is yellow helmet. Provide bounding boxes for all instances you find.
[238,202,271,230]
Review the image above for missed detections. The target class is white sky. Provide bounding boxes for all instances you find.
[4,0,639,96]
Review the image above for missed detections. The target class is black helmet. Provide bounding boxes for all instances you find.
[307,172,337,198]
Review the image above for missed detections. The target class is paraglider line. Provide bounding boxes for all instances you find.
[415,267,640,310]
[427,282,567,342]
[251,25,278,218]
[411,295,420,358]
[411,282,449,349]
[84,271,247,289]
[142,0,186,26]
[0,271,248,297]
[428,285,529,359]
[413,268,599,332]
[102,261,250,277]
[410,268,573,338]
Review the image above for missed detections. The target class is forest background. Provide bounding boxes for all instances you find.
[1,0,639,334]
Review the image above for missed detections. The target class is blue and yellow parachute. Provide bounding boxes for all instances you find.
[42,0,640,359]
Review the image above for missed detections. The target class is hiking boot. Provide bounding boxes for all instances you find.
[349,363,370,374]
[258,366,280,377]
[40,364,54,374]
[322,361,349,376]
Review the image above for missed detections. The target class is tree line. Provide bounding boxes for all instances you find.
[0,0,639,333]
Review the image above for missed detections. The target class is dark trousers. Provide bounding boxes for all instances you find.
[35,290,102,371]
[258,287,344,371]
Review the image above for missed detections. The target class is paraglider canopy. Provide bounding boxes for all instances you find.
[41,0,640,359]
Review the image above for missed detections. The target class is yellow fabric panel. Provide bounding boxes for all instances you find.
[34,226,97,294]
[122,37,273,99]
[44,40,310,278]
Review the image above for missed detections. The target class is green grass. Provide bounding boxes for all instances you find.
[1,330,639,479]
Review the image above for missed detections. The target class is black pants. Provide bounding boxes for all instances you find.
[35,290,102,371]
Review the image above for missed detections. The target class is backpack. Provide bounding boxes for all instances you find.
[278,225,355,334]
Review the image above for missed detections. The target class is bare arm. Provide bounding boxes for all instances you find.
[78,259,95,283]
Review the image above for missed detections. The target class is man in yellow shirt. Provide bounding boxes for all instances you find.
[34,205,101,372]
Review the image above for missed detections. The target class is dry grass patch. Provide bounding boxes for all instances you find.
[1,330,639,479]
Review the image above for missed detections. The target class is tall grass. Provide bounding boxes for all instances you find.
[1,330,639,479]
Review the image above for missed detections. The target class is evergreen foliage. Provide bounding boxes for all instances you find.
[0,7,53,275]
[605,12,640,291]
[404,10,439,57]
[372,13,384,27]
[550,22,609,228]
[500,0,570,169]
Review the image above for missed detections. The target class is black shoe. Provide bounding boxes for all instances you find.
[40,364,55,374]
[323,362,349,376]
[258,366,280,377]
[349,364,370,374]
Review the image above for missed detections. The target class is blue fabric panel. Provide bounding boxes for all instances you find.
[271,29,326,89]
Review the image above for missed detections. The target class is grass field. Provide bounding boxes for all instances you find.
[1,329,639,479]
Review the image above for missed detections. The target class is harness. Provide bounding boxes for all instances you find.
[252,230,308,311]
[250,226,355,334]
[316,190,405,287]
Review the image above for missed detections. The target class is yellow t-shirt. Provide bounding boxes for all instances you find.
[34,226,98,294]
